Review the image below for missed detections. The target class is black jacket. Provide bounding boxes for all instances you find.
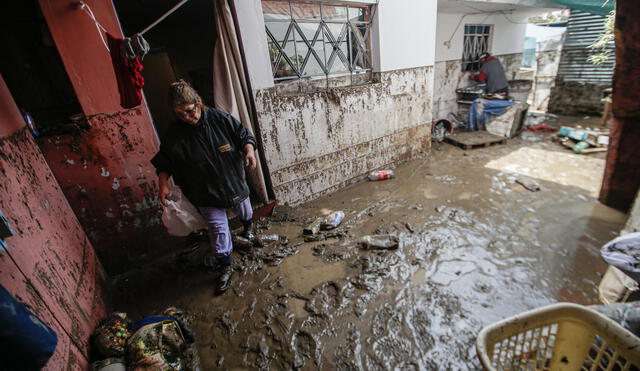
[151,107,256,208]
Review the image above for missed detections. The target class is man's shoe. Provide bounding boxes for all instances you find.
[215,265,233,294]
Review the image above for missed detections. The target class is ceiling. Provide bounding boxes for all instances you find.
[438,0,564,14]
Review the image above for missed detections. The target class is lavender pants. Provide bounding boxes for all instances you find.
[199,198,253,258]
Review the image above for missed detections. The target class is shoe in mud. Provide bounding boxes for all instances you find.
[215,265,233,294]
[241,220,255,241]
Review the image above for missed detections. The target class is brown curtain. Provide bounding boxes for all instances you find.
[212,0,269,204]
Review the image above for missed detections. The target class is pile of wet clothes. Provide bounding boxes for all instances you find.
[89,307,201,370]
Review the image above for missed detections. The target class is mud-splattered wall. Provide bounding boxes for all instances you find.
[548,80,608,114]
[36,0,175,273]
[432,53,523,119]
[0,76,108,369]
[255,67,433,205]
[530,47,562,112]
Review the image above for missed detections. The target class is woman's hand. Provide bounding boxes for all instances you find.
[243,144,257,170]
[158,172,171,205]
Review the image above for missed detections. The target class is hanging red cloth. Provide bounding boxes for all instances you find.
[106,33,144,109]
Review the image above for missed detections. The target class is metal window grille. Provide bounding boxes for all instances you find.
[462,24,492,72]
[262,1,373,82]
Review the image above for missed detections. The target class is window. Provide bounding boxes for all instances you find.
[262,1,373,83]
[462,24,492,72]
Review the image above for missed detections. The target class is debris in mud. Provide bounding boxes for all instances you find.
[304,217,324,235]
[91,313,131,359]
[91,308,201,370]
[253,234,287,248]
[515,178,541,192]
[353,253,400,277]
[359,235,399,250]
[232,235,253,250]
[249,242,301,266]
[368,169,395,181]
[271,205,295,222]
[304,281,342,317]
[313,241,353,263]
[320,211,345,230]
[355,198,388,219]
[405,222,415,233]
[305,234,326,242]
[351,273,383,292]
[305,229,348,242]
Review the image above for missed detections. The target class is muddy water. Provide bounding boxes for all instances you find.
[117,132,626,370]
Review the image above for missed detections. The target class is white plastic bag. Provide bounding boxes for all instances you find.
[161,185,208,236]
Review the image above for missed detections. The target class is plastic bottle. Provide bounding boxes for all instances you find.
[320,211,345,230]
[21,110,40,137]
[368,170,394,181]
[572,141,590,154]
[359,234,399,249]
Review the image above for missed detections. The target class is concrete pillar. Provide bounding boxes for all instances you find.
[599,0,640,211]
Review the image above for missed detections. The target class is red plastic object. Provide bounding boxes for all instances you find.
[523,123,558,132]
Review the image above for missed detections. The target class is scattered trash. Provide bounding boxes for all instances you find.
[432,119,454,142]
[89,357,125,371]
[405,222,415,233]
[598,135,609,146]
[303,217,324,235]
[525,110,557,127]
[359,235,399,250]
[91,308,201,370]
[253,234,282,247]
[558,126,599,143]
[271,205,294,222]
[321,211,345,230]
[580,147,608,154]
[232,235,253,250]
[523,123,557,132]
[572,141,590,154]
[91,313,131,359]
[515,178,541,192]
[367,170,394,181]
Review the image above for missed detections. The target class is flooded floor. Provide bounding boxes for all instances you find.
[116,131,626,370]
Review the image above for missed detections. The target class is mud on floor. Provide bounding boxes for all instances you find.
[116,131,626,370]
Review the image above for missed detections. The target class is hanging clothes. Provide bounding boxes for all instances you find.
[107,33,145,109]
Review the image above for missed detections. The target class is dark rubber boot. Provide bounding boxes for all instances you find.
[241,220,255,241]
[215,266,233,294]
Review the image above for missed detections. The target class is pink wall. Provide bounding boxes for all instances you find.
[0,75,109,369]
[37,0,178,273]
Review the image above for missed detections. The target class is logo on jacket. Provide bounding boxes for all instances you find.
[218,144,232,152]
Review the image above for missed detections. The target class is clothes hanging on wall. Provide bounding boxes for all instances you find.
[107,34,145,109]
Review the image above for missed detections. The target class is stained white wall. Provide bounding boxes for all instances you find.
[435,12,529,62]
[233,0,274,90]
[374,0,438,71]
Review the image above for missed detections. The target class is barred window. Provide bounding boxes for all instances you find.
[262,1,373,83]
[462,24,492,72]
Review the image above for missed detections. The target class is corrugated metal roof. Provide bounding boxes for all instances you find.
[556,9,614,83]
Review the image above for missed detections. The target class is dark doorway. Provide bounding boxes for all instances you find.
[0,0,83,137]
[114,0,216,139]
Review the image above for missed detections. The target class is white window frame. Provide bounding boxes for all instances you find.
[462,24,493,72]
[262,1,374,83]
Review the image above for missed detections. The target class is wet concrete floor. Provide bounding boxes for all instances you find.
[116,131,627,370]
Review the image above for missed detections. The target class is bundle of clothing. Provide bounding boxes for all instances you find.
[89,308,201,371]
